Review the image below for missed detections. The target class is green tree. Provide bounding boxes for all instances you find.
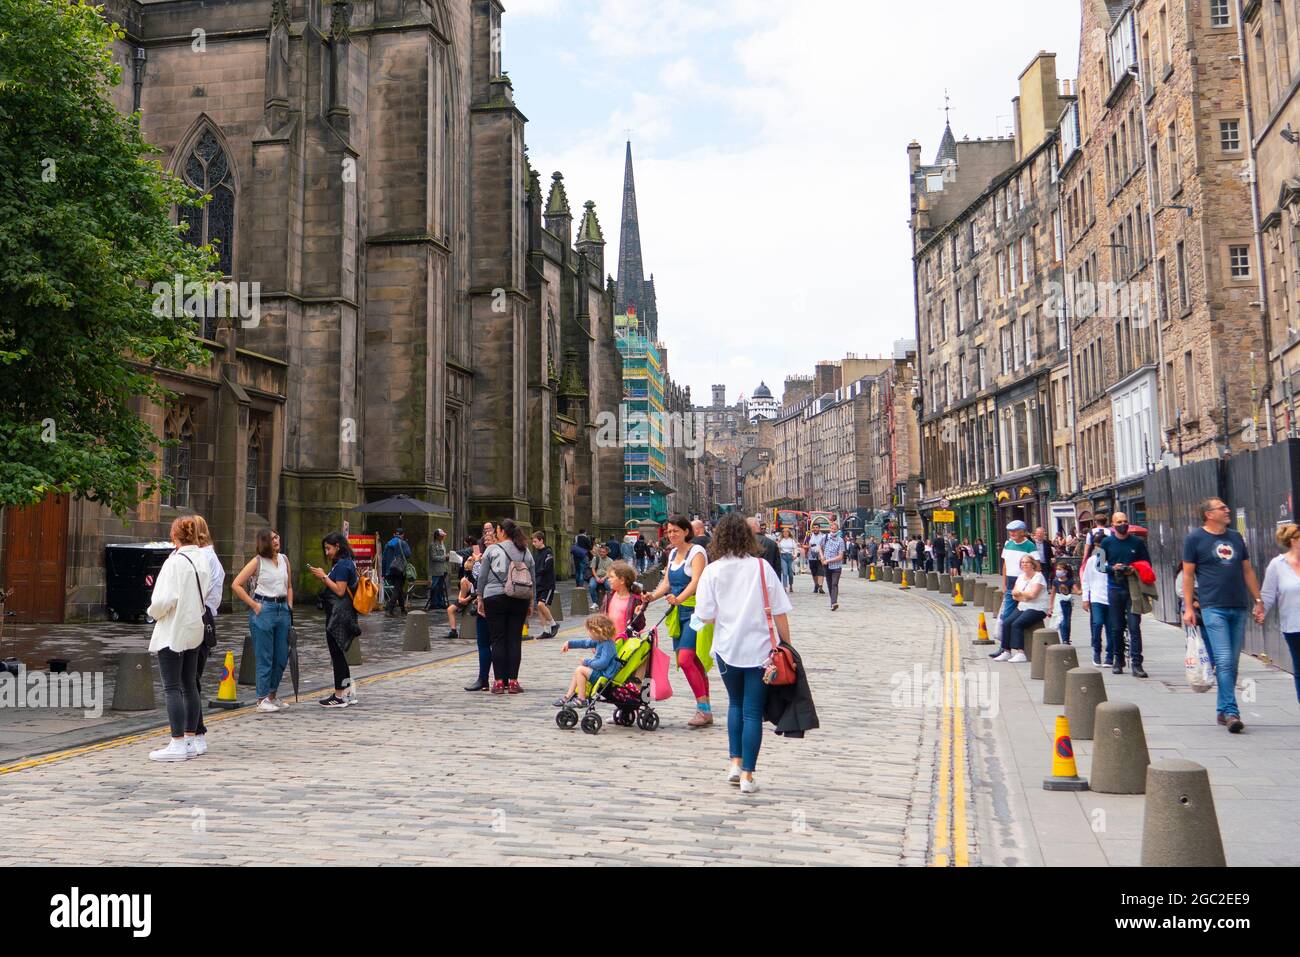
[0,0,218,516]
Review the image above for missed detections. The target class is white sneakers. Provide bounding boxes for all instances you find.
[727,765,742,785]
[992,651,1012,661]
[149,739,190,762]
[272,696,290,710]
[739,777,760,794]
[1008,651,1028,663]
[192,735,208,756]
[256,697,280,713]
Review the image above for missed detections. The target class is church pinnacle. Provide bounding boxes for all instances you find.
[614,140,659,340]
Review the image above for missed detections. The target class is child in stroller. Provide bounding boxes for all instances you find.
[554,608,663,735]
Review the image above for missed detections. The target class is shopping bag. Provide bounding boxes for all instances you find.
[1044,607,1062,633]
[1184,627,1214,693]
[989,614,1002,644]
[649,640,674,701]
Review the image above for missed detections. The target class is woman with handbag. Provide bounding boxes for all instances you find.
[145,516,211,761]
[693,513,793,795]
[308,532,360,708]
[191,515,224,755]
[643,515,713,727]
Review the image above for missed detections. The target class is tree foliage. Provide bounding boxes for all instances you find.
[0,0,219,515]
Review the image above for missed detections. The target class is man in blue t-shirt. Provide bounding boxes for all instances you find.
[1181,497,1265,734]
[1095,512,1151,677]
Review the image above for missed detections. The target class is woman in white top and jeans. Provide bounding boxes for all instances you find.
[693,513,793,794]
[1260,523,1300,703]
[231,528,294,712]
[995,554,1048,663]
[147,516,211,761]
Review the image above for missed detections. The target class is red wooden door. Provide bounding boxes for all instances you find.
[2,494,69,623]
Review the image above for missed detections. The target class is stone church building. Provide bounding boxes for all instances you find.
[0,0,625,621]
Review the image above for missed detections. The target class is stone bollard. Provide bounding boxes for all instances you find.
[112,651,155,711]
[570,587,589,617]
[892,567,902,584]
[1021,623,1044,662]
[1091,702,1151,794]
[973,581,988,604]
[345,636,362,667]
[927,571,939,591]
[1029,629,1061,679]
[238,632,257,686]
[938,574,951,595]
[1042,643,1079,705]
[402,610,430,652]
[548,596,563,624]
[1140,759,1226,866]
[1064,667,1108,740]
[858,561,867,578]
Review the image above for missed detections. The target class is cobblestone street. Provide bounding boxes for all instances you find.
[0,574,951,866]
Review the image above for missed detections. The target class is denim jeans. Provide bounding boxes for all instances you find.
[1089,602,1112,661]
[825,566,842,605]
[1283,632,1300,704]
[779,553,794,589]
[587,578,607,606]
[1004,608,1045,651]
[717,655,767,773]
[425,574,448,610]
[997,576,1018,648]
[1056,598,1072,645]
[249,601,290,698]
[1106,584,1142,665]
[1200,606,1247,718]
[157,646,200,738]
[475,613,492,684]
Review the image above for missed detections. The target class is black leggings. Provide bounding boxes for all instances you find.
[157,647,201,738]
[484,594,530,682]
[194,641,210,735]
[326,631,352,691]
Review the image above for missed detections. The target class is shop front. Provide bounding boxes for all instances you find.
[949,486,995,573]
[993,471,1057,556]
[1115,480,1148,527]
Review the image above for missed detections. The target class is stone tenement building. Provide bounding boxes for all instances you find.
[0,0,625,622]
[1242,0,1300,437]
[750,348,921,536]
[1062,0,1261,525]
[911,52,1074,559]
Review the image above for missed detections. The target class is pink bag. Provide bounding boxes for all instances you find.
[650,639,674,701]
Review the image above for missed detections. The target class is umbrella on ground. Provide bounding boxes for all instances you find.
[287,607,300,703]
[352,494,442,516]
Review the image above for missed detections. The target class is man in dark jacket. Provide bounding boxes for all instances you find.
[531,531,558,638]
[748,517,782,579]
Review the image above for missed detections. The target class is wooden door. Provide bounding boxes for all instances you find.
[2,494,69,623]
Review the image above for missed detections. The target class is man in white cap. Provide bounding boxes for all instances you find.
[991,520,1037,657]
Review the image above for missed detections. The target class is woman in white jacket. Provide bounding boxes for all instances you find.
[146,516,211,762]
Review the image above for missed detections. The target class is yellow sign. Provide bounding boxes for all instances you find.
[933,509,956,523]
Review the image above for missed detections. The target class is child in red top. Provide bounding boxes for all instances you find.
[601,561,644,640]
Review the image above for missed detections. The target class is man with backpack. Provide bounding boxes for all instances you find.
[382,528,412,616]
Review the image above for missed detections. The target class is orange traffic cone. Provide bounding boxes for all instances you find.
[898,568,911,589]
[973,612,994,645]
[952,580,965,606]
[209,651,240,709]
[1043,715,1089,791]
[869,564,877,582]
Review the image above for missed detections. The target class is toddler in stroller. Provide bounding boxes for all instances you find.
[554,610,662,734]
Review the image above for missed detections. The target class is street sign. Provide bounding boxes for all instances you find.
[933,509,956,523]
[348,533,378,575]
[857,480,871,496]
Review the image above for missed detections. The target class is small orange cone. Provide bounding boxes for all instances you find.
[973,612,994,645]
[952,581,965,606]
[899,568,911,589]
[1043,715,1089,791]
[869,564,877,581]
[209,651,240,709]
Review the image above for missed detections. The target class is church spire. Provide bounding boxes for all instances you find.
[615,140,658,340]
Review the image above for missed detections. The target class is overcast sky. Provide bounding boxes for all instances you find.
[505,0,1081,405]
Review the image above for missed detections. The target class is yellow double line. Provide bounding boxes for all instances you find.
[929,601,970,867]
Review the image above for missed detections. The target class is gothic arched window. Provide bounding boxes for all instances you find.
[246,422,263,517]
[162,405,195,509]
[179,129,235,277]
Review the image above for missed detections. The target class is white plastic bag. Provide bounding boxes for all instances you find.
[990,614,1002,644]
[1044,607,1063,633]
[1184,627,1214,693]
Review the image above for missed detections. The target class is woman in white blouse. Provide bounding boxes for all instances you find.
[1260,523,1300,703]
[693,513,793,795]
[994,554,1049,664]
[146,516,211,762]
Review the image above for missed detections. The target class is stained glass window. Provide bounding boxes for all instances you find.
[162,405,194,509]
[178,129,235,337]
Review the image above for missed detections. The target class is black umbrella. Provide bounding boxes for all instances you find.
[352,494,442,515]
[287,607,300,704]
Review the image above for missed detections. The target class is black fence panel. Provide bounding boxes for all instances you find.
[1226,439,1300,663]
[1146,458,1222,624]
